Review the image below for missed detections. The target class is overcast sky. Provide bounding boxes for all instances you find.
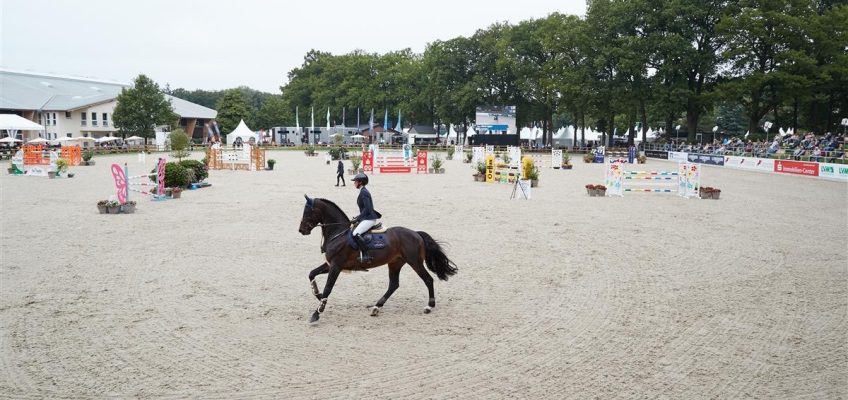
[1,0,585,93]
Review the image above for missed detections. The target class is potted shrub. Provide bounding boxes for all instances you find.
[178,159,209,184]
[431,155,444,174]
[700,187,713,199]
[711,188,721,200]
[585,184,595,196]
[267,159,276,170]
[97,200,108,214]
[349,155,361,174]
[474,161,486,182]
[562,151,573,169]
[583,152,594,163]
[169,187,183,199]
[595,184,607,196]
[82,150,94,166]
[446,146,455,160]
[106,200,121,214]
[525,163,539,187]
[464,151,473,163]
[55,158,70,177]
[304,146,317,156]
[122,200,137,213]
[637,154,647,164]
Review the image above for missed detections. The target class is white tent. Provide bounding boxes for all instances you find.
[0,114,45,131]
[227,120,256,144]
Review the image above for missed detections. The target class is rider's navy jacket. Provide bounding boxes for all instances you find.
[356,187,380,221]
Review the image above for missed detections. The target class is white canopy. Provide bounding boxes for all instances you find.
[227,120,257,144]
[125,135,144,142]
[96,136,119,143]
[27,137,49,144]
[0,136,22,143]
[0,114,45,131]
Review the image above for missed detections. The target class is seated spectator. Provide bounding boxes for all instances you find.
[792,147,805,160]
[811,146,822,162]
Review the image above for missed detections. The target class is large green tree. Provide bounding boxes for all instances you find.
[112,74,175,143]
[215,89,252,135]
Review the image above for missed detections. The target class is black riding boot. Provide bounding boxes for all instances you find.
[353,234,372,263]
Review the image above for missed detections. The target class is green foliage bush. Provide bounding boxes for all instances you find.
[151,162,190,188]
[82,150,93,162]
[179,159,208,182]
[328,147,347,160]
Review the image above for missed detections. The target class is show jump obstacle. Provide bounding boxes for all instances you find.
[110,158,167,203]
[605,159,700,198]
[206,144,266,171]
[362,144,428,174]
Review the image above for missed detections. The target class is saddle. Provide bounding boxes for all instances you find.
[347,229,388,251]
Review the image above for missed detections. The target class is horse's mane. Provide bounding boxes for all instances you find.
[317,198,349,221]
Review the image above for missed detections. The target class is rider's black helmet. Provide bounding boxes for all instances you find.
[351,172,369,185]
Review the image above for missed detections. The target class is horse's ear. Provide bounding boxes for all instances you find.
[304,194,313,207]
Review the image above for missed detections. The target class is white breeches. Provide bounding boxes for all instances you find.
[353,219,377,236]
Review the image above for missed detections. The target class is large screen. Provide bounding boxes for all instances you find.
[475,106,516,135]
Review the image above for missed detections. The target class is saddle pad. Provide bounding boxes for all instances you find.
[347,232,388,250]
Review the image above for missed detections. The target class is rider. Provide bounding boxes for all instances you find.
[350,172,380,262]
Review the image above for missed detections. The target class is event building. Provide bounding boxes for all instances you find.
[0,69,216,142]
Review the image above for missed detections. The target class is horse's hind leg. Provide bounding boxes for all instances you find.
[371,261,403,316]
[408,260,436,313]
[308,263,329,300]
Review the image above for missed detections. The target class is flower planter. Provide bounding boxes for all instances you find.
[473,174,485,182]
[429,168,435,173]
[122,203,136,213]
[97,204,108,214]
[170,190,182,199]
[67,173,75,178]
[48,171,57,179]
[107,206,121,214]
[530,179,538,188]
[7,167,14,174]
[84,160,95,166]
[699,191,712,199]
[711,191,721,200]
[562,164,573,170]
[439,168,445,174]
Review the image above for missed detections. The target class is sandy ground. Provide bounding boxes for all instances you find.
[0,150,846,399]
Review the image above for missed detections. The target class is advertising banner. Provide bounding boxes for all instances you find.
[417,151,428,173]
[472,147,485,166]
[645,150,668,159]
[774,160,819,177]
[723,156,774,172]
[687,153,725,166]
[669,151,688,162]
[818,163,848,181]
[485,154,495,183]
[362,151,373,173]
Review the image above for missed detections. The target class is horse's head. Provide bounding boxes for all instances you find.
[299,195,321,235]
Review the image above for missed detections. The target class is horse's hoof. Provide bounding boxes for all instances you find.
[424,306,432,314]
[310,311,320,323]
[370,306,381,317]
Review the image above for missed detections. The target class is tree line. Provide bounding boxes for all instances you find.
[169,0,846,145]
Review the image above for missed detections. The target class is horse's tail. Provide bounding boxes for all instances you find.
[417,231,458,281]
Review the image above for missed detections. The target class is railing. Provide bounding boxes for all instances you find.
[640,143,848,164]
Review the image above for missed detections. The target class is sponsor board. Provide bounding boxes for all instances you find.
[774,160,818,177]
[687,153,725,166]
[818,162,848,181]
[723,156,775,172]
[669,151,688,162]
[645,150,668,159]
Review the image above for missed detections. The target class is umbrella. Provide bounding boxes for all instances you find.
[73,136,95,142]
[27,137,49,144]
[350,134,365,139]
[0,136,22,143]
[125,136,144,142]
[96,136,119,143]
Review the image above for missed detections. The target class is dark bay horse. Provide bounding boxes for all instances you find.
[299,195,458,323]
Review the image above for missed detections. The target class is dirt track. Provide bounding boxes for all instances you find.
[1,151,845,398]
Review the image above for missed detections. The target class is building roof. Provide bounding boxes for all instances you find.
[409,125,437,135]
[0,69,216,119]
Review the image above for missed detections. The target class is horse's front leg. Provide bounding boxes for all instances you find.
[310,263,341,324]
[308,263,329,300]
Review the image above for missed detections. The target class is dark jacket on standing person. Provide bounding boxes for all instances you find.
[337,160,344,174]
[356,187,380,221]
